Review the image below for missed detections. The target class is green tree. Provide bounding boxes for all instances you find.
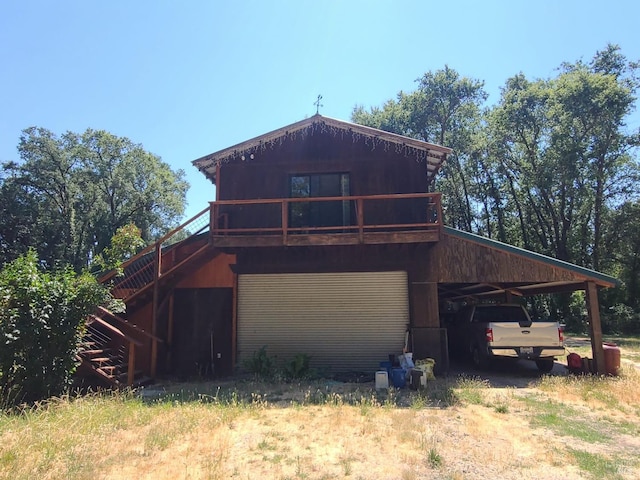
[600,200,640,330]
[351,46,640,330]
[488,45,640,264]
[0,169,42,265]
[1,128,189,270]
[352,66,488,230]
[0,250,113,405]
[78,129,188,252]
[93,223,146,275]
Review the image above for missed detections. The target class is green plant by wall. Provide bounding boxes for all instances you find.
[243,346,276,378]
[0,250,114,406]
[284,353,312,379]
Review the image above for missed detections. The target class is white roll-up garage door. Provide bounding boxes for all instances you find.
[237,271,409,373]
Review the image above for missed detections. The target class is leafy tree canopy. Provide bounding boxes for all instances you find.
[352,44,640,332]
[0,128,188,270]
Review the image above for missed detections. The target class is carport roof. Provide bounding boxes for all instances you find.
[438,227,619,301]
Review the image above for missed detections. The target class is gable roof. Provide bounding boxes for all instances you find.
[192,114,452,185]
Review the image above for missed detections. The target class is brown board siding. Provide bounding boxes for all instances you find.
[427,233,585,283]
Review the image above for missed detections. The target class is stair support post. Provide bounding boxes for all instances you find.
[151,242,161,378]
[128,343,136,387]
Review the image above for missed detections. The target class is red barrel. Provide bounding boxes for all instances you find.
[603,343,621,376]
[567,353,582,373]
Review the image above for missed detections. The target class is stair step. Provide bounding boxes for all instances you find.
[89,357,118,365]
[79,306,156,389]
[98,365,127,375]
[81,349,110,356]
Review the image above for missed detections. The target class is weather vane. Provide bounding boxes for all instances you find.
[314,94,323,115]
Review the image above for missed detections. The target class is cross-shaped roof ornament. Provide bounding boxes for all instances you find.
[314,94,323,115]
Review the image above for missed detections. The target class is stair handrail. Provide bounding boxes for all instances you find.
[95,306,163,343]
[88,314,143,347]
[84,315,141,388]
[98,205,212,285]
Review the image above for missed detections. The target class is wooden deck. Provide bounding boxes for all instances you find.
[210,193,443,248]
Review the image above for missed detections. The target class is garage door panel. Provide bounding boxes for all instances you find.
[238,272,408,373]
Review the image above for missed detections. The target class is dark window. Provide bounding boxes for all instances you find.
[472,306,529,323]
[289,173,350,229]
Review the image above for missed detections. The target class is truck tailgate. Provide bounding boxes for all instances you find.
[490,322,561,347]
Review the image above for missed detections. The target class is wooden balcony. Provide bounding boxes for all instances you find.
[209,193,443,248]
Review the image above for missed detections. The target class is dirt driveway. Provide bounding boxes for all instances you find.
[446,355,569,387]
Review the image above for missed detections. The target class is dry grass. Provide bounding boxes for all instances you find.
[536,365,640,408]
[1,338,640,480]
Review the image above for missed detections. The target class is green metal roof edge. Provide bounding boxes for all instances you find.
[443,226,620,287]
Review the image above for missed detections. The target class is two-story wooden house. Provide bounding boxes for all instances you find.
[78,115,617,387]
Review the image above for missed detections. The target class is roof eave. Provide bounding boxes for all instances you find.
[192,115,452,185]
[443,226,619,288]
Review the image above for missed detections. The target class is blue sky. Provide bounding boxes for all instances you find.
[1,1,639,220]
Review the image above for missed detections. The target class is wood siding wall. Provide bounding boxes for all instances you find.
[426,233,585,283]
[175,251,236,289]
[217,133,430,231]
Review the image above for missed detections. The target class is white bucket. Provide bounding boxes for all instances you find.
[375,370,389,389]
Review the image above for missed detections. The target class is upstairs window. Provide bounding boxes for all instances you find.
[289,173,350,229]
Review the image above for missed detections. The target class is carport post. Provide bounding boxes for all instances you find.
[585,281,606,374]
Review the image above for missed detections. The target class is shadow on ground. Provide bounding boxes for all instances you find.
[447,356,569,388]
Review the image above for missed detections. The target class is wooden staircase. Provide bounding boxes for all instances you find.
[77,308,150,388]
[77,206,216,388]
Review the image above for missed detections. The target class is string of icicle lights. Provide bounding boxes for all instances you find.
[196,119,445,173]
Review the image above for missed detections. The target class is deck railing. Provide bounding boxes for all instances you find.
[99,206,211,299]
[209,192,443,243]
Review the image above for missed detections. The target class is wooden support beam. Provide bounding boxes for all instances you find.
[166,292,175,371]
[215,163,221,201]
[585,281,606,374]
[231,272,238,369]
[210,203,217,240]
[410,282,440,328]
[151,243,161,379]
[127,344,135,387]
[357,198,364,243]
[281,201,288,245]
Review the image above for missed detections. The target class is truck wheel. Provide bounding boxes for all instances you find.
[471,345,489,369]
[535,359,554,373]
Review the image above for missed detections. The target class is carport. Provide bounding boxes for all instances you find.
[411,227,619,374]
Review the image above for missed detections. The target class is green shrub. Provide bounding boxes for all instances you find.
[243,346,277,378]
[0,250,113,406]
[284,353,312,379]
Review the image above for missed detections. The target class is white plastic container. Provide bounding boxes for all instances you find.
[375,370,389,389]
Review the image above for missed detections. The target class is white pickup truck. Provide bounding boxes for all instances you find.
[443,303,565,372]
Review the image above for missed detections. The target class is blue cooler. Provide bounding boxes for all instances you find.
[391,367,406,388]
